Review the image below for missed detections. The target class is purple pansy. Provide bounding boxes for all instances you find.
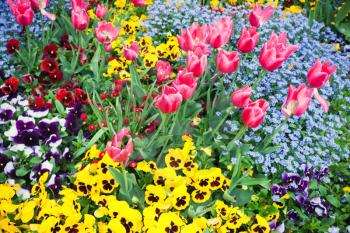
[13,129,41,147]
[38,119,59,139]
[16,116,35,132]
[0,103,15,123]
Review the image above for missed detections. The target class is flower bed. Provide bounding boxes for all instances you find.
[1,0,350,232]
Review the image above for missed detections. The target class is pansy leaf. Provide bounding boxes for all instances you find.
[326,195,340,207]
[16,167,30,177]
[232,189,254,206]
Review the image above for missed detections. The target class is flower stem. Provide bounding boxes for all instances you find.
[252,69,268,90]
[146,113,168,148]
[210,106,235,139]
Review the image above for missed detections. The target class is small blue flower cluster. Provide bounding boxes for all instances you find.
[145,1,350,174]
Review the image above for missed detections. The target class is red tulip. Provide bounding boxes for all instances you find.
[282,83,313,118]
[242,99,269,128]
[106,128,133,164]
[186,51,207,77]
[248,3,275,28]
[172,69,198,100]
[307,59,336,89]
[6,38,19,55]
[96,4,107,19]
[7,0,34,26]
[156,60,173,84]
[207,17,233,49]
[237,27,260,53]
[124,42,139,60]
[154,86,183,114]
[177,22,210,54]
[94,21,120,51]
[231,86,252,109]
[216,49,240,74]
[31,0,56,20]
[259,32,298,72]
[71,6,89,30]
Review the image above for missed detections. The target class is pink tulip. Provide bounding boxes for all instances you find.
[156,60,173,84]
[130,0,146,6]
[96,4,107,19]
[71,6,89,30]
[207,17,233,49]
[259,32,299,72]
[154,86,183,114]
[94,21,120,51]
[242,99,269,128]
[307,59,336,89]
[31,0,56,20]
[231,86,252,109]
[248,3,275,28]
[172,69,198,100]
[282,83,313,118]
[7,0,34,26]
[124,42,139,60]
[186,51,207,77]
[70,0,89,9]
[237,27,260,53]
[106,128,133,164]
[216,49,240,74]
[177,22,210,54]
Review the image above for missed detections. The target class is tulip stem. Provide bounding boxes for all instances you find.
[156,110,180,165]
[146,113,168,149]
[252,69,268,90]
[210,106,235,138]
[227,126,248,151]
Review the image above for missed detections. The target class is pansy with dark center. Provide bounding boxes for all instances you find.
[0,153,10,171]
[30,161,51,181]
[44,150,61,163]
[38,119,59,139]
[14,129,41,147]
[271,184,287,200]
[45,134,62,148]
[16,116,35,132]
[64,113,79,135]
[0,103,15,123]
[310,197,330,217]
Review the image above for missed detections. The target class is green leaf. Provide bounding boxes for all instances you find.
[16,167,30,177]
[90,44,101,79]
[55,99,66,117]
[238,176,270,189]
[326,195,340,207]
[231,189,253,206]
[335,1,350,25]
[74,128,107,158]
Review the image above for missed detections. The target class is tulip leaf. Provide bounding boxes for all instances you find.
[16,167,30,177]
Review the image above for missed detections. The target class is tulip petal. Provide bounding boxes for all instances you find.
[313,89,329,113]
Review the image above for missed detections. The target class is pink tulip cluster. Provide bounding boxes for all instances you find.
[231,87,269,128]
[70,0,90,31]
[106,128,134,164]
[7,0,56,26]
[94,22,120,52]
[95,4,107,19]
[282,59,336,118]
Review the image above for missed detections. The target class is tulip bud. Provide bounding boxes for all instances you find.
[154,86,183,114]
[242,99,269,128]
[237,27,260,54]
[172,70,198,100]
[207,17,233,49]
[248,3,275,28]
[216,49,240,74]
[124,42,139,60]
[307,59,336,89]
[186,51,207,77]
[96,4,107,19]
[259,32,298,72]
[231,86,252,109]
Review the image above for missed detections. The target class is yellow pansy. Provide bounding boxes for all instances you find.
[250,215,270,233]
[145,185,167,205]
